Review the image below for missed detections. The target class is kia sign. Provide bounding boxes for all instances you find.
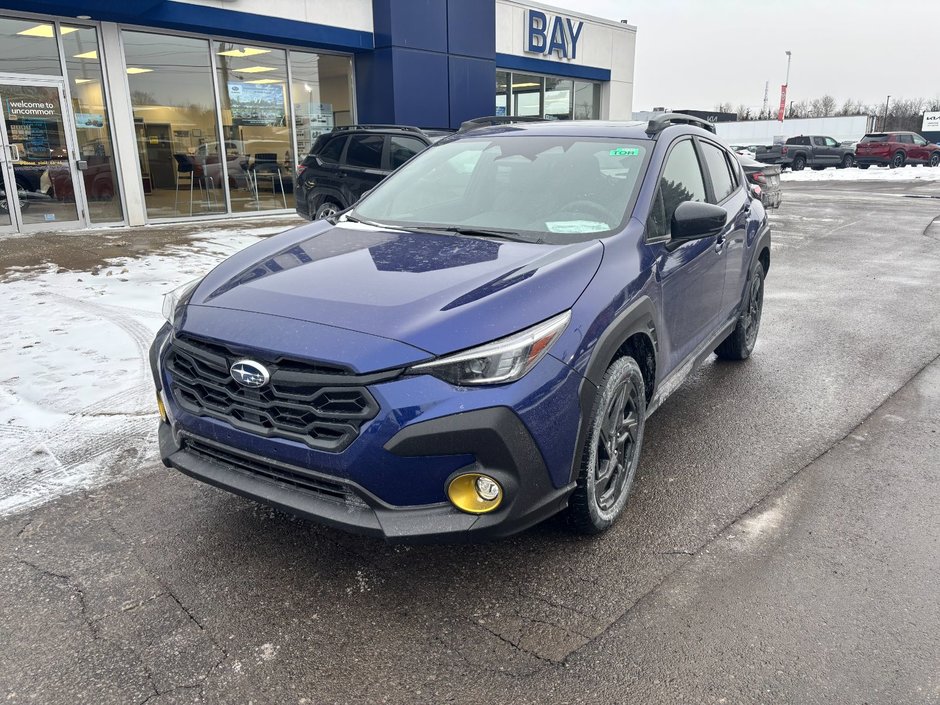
[923,112,940,131]
[526,10,584,60]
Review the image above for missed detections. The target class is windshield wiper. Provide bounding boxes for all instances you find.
[409,225,526,241]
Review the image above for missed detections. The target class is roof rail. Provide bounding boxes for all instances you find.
[457,115,546,133]
[646,112,717,135]
[333,124,425,135]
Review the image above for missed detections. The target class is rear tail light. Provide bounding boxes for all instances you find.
[781,146,788,155]
[750,172,767,184]
[297,164,307,176]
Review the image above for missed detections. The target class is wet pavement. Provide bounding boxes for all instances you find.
[1,180,939,704]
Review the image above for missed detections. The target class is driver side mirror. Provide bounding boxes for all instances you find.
[671,201,727,241]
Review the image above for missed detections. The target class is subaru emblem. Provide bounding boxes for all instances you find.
[230,359,270,388]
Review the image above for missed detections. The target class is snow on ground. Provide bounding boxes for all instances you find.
[0,224,289,517]
[781,164,940,182]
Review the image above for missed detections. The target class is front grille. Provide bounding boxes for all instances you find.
[165,335,387,452]
[182,435,363,505]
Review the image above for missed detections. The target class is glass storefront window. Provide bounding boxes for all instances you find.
[512,74,542,117]
[0,17,63,76]
[495,71,509,116]
[545,77,573,120]
[123,31,225,218]
[498,71,601,121]
[61,24,122,223]
[215,41,291,212]
[574,81,601,120]
[289,51,353,166]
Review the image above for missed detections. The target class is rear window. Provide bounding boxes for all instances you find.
[346,134,384,169]
[316,135,347,163]
[786,136,809,146]
[860,134,889,143]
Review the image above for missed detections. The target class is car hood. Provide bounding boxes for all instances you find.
[188,220,604,362]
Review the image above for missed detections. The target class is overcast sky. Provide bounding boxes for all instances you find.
[564,0,939,112]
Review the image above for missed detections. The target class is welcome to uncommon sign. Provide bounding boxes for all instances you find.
[525,9,584,60]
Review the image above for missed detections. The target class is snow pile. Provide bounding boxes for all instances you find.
[781,165,940,182]
[0,225,288,517]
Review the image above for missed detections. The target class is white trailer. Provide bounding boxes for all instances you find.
[714,115,875,146]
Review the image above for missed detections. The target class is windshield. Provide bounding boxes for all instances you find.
[352,135,650,241]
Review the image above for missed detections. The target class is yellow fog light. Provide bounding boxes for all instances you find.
[156,393,168,423]
[447,473,503,514]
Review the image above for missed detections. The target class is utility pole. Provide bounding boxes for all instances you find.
[762,81,769,118]
[883,95,891,131]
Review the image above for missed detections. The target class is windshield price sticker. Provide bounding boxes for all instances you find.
[610,147,640,157]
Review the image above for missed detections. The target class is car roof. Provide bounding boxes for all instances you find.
[449,119,721,142]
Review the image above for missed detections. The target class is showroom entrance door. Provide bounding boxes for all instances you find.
[0,77,85,234]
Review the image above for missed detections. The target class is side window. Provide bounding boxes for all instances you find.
[898,134,914,144]
[912,134,928,146]
[812,136,826,147]
[700,141,735,203]
[345,134,384,169]
[724,151,740,187]
[389,136,427,169]
[825,137,839,147]
[317,135,346,164]
[647,139,707,241]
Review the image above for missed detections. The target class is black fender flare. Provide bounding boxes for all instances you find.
[749,223,772,275]
[570,296,659,483]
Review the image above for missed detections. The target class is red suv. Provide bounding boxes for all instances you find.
[855,132,940,169]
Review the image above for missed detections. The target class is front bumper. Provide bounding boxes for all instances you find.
[159,408,573,543]
[151,326,583,542]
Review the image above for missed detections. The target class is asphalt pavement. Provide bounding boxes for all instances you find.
[2,180,939,704]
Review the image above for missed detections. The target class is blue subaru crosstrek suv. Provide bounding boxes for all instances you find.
[151,113,770,541]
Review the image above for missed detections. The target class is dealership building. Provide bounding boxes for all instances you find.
[0,0,636,234]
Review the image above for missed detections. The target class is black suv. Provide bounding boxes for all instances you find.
[295,125,437,220]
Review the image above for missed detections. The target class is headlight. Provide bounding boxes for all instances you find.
[408,311,570,386]
[161,278,201,326]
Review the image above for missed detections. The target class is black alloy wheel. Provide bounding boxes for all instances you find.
[891,151,905,168]
[791,155,806,171]
[715,261,765,361]
[930,153,940,168]
[566,356,646,534]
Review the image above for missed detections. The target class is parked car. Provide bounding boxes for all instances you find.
[757,135,856,170]
[855,132,940,169]
[295,125,438,220]
[152,113,770,541]
[738,155,781,209]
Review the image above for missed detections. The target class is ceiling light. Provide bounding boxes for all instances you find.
[73,50,98,60]
[512,82,540,89]
[245,78,282,84]
[217,47,271,58]
[77,15,91,19]
[126,67,153,74]
[74,78,94,84]
[17,24,78,38]
[236,66,276,74]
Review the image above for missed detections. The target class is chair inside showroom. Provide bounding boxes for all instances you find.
[173,153,216,215]
[248,153,287,209]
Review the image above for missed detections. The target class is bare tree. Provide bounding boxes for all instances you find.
[809,94,837,117]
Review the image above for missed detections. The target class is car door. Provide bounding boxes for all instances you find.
[649,138,727,370]
[910,133,930,163]
[698,139,751,321]
[823,136,843,165]
[897,134,914,162]
[810,136,830,166]
[341,133,389,203]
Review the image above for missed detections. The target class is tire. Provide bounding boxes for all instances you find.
[890,151,905,169]
[791,155,806,171]
[314,200,341,220]
[930,153,940,168]
[858,164,871,170]
[840,154,854,169]
[715,261,765,361]
[565,356,646,535]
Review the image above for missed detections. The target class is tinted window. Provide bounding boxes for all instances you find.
[812,137,826,147]
[700,142,735,202]
[861,134,889,142]
[724,151,740,187]
[647,139,707,240]
[317,135,346,164]
[898,134,914,144]
[389,136,426,169]
[346,134,384,168]
[787,136,809,146]
[912,134,928,146]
